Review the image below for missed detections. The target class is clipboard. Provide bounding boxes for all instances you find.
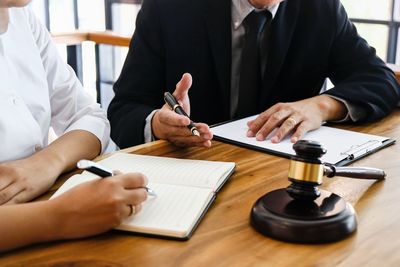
[211,116,396,166]
[335,139,395,166]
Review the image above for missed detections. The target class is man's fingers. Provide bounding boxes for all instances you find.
[247,105,282,137]
[202,140,212,148]
[160,121,213,140]
[158,109,191,126]
[173,73,192,100]
[156,73,194,141]
[195,123,213,140]
[291,121,313,143]
[271,116,301,143]
[247,113,271,136]
[159,124,198,138]
[164,122,213,147]
[169,135,212,148]
[246,99,326,143]
[254,110,291,141]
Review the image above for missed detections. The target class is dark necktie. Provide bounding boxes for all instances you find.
[236,10,271,118]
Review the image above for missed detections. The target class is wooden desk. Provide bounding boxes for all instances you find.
[1,111,400,266]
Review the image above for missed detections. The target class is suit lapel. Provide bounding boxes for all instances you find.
[260,1,300,107]
[204,0,232,117]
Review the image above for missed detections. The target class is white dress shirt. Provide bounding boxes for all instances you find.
[0,7,110,162]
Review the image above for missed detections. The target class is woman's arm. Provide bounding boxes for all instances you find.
[25,8,110,152]
[0,130,102,205]
[0,172,148,252]
[0,8,113,206]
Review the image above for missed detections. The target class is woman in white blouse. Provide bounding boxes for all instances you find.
[0,0,147,251]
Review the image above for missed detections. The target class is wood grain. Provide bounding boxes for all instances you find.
[1,110,400,266]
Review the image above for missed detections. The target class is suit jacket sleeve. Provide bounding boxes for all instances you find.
[108,0,166,148]
[323,0,399,122]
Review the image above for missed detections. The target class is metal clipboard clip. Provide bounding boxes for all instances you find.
[340,140,383,160]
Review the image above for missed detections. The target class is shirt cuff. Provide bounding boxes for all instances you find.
[324,95,365,122]
[66,116,110,153]
[144,109,159,143]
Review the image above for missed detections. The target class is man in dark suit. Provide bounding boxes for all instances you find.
[108,0,400,149]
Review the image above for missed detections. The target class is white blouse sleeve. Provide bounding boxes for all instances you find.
[25,8,110,152]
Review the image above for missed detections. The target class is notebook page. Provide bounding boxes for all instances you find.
[116,182,214,238]
[212,116,389,164]
[50,172,98,199]
[98,153,235,189]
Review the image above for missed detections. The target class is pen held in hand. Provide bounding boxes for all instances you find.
[163,92,200,137]
[77,159,157,197]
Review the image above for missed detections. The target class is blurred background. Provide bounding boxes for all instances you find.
[29,0,400,108]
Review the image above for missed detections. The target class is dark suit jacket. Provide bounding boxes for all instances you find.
[108,0,400,148]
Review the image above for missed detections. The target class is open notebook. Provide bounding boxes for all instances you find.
[212,115,395,166]
[51,153,236,240]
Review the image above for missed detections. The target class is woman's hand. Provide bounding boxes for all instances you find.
[0,158,60,205]
[0,130,102,205]
[48,172,148,239]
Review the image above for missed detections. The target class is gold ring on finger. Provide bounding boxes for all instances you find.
[287,117,298,126]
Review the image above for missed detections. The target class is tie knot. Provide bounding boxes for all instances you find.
[243,10,271,35]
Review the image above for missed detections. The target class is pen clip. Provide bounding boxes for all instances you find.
[339,140,382,160]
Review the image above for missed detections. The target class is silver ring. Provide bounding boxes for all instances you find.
[128,205,134,216]
[287,117,298,126]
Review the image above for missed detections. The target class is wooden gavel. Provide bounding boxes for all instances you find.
[250,140,386,243]
[286,140,386,201]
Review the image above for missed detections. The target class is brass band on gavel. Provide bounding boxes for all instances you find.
[288,160,324,185]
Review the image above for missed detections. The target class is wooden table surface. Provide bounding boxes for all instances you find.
[1,110,400,267]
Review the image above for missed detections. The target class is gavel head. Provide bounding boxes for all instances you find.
[286,140,327,201]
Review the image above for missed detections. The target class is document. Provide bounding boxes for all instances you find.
[212,115,395,166]
[51,153,235,240]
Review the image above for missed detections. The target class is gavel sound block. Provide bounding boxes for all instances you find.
[250,140,385,243]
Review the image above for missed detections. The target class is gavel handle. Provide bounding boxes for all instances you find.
[324,165,386,180]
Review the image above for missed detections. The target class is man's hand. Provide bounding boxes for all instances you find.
[152,73,213,147]
[247,95,347,143]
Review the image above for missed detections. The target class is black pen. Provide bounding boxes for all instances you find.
[77,160,157,197]
[164,92,200,136]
